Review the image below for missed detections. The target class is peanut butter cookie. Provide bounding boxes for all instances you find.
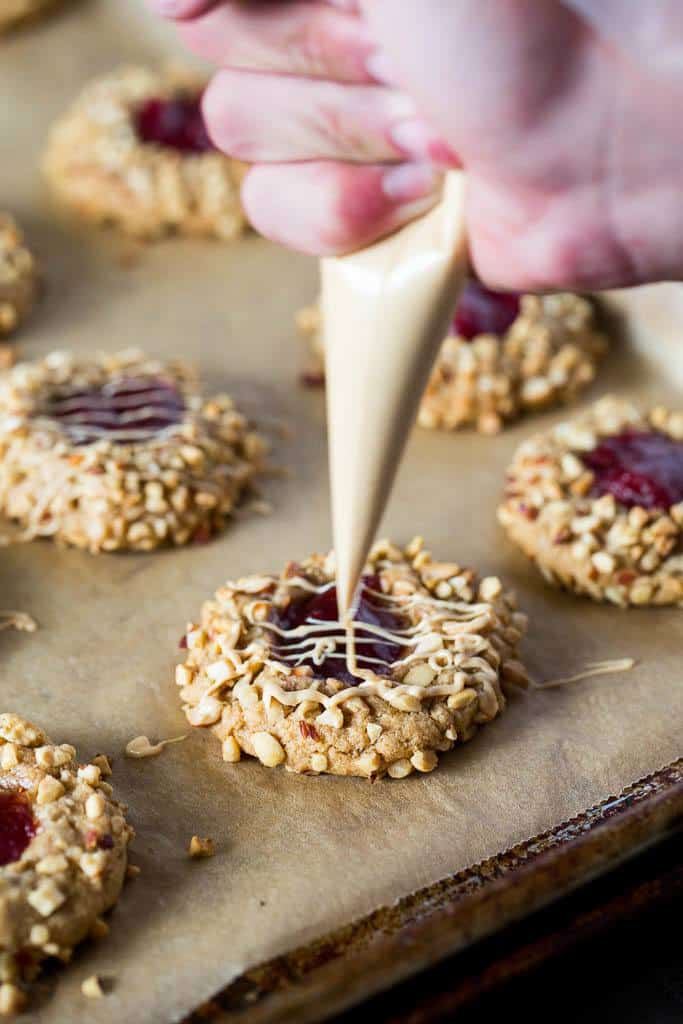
[498,396,683,606]
[0,349,268,552]
[0,214,37,339]
[44,66,248,240]
[0,0,64,33]
[298,280,607,434]
[177,537,529,779]
[0,713,133,1003]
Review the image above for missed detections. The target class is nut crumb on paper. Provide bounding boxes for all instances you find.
[188,835,215,859]
[81,975,105,999]
[0,611,37,634]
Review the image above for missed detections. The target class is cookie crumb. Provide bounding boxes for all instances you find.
[81,975,104,999]
[125,734,186,759]
[0,611,37,634]
[125,863,141,880]
[0,983,26,1017]
[188,835,215,859]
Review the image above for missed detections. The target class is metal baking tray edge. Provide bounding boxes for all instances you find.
[184,758,683,1024]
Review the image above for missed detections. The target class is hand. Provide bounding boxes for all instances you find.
[148,0,683,292]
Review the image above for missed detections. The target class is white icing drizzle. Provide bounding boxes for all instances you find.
[251,579,496,680]
[203,576,504,709]
[533,658,636,690]
[38,375,186,445]
[44,418,185,446]
[125,734,187,758]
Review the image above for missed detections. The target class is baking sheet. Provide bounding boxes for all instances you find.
[0,3,682,1022]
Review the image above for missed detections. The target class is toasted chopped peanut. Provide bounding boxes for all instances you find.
[316,707,343,730]
[389,692,421,713]
[79,851,107,879]
[29,924,49,947]
[81,975,105,999]
[175,664,194,688]
[252,732,285,767]
[479,576,503,601]
[36,776,65,805]
[189,835,215,859]
[34,746,56,769]
[387,759,414,779]
[27,880,66,917]
[403,663,436,687]
[0,744,18,770]
[85,793,106,821]
[36,854,68,876]
[78,764,101,786]
[221,736,241,763]
[185,694,222,725]
[410,750,438,773]
[310,753,328,773]
[0,983,26,1017]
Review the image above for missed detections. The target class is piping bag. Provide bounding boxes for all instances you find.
[322,171,469,623]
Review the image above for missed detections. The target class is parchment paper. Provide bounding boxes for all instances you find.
[0,4,681,1022]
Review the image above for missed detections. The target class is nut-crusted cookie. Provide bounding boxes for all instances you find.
[0,349,268,552]
[0,713,133,996]
[498,396,683,606]
[0,214,37,339]
[297,281,607,434]
[177,537,529,779]
[0,0,63,33]
[43,66,248,240]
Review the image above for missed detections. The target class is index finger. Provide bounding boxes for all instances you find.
[175,0,377,84]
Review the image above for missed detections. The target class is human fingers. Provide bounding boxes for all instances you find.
[173,1,377,84]
[241,160,442,254]
[146,0,217,19]
[203,69,457,164]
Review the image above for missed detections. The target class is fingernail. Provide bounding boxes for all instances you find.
[382,163,440,203]
[390,119,460,167]
[366,50,395,85]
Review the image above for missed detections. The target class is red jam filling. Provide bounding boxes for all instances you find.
[135,96,214,153]
[582,430,683,509]
[43,376,185,445]
[453,279,521,340]
[270,574,406,683]
[0,790,36,867]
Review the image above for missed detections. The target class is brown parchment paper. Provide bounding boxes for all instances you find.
[0,3,682,1022]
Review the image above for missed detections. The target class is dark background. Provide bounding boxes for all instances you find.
[330,833,683,1024]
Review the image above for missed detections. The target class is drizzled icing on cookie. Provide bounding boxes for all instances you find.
[266,574,407,682]
[214,571,505,712]
[40,376,185,445]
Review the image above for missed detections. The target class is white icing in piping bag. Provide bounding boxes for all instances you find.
[322,172,469,618]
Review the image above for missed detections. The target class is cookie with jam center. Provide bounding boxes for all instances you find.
[43,66,248,240]
[298,280,607,434]
[177,537,529,779]
[0,713,133,1009]
[0,348,268,552]
[498,396,683,606]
